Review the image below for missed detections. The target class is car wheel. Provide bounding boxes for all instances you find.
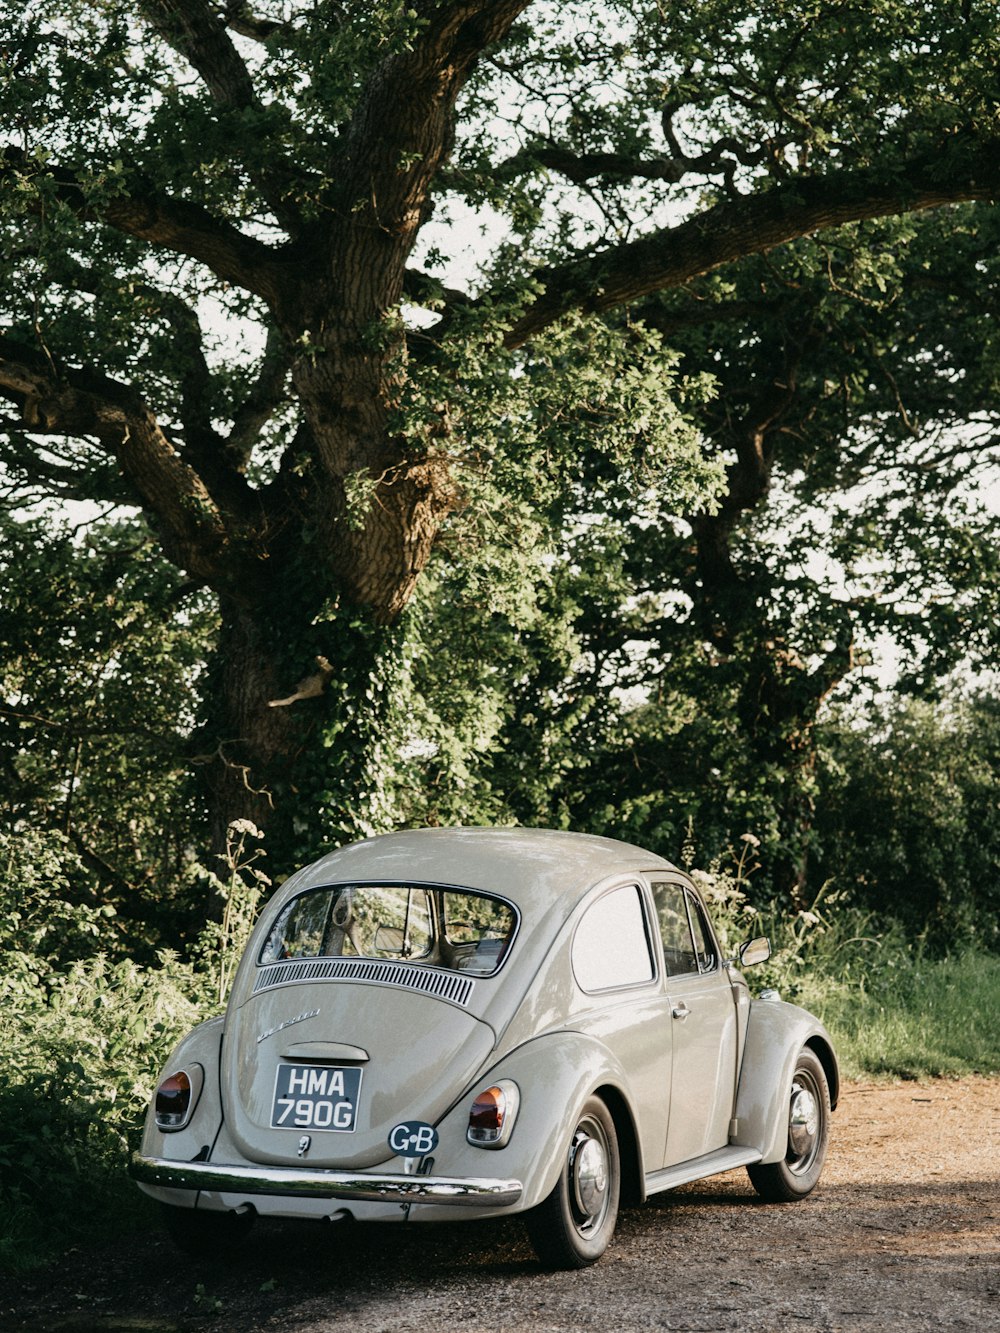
[525,1096,620,1269]
[160,1202,255,1260]
[747,1046,831,1202]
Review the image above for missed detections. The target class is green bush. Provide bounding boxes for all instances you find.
[0,827,255,1273]
[0,952,204,1268]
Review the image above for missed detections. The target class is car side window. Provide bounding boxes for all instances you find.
[650,885,698,981]
[651,882,721,976]
[650,881,700,977]
[572,884,655,992]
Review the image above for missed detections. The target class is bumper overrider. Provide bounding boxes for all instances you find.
[130,1152,523,1208]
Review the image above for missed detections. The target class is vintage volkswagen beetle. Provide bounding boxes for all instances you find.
[132,828,838,1269]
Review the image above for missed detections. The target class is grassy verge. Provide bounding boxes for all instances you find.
[698,858,1000,1082]
[798,950,1000,1081]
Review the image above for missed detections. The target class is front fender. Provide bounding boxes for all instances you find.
[137,1015,226,1199]
[732,999,839,1164]
[410,1029,640,1220]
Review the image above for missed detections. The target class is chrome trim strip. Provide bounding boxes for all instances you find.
[130,1152,522,1208]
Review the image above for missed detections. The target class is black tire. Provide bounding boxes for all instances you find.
[160,1202,256,1260]
[747,1046,831,1202]
[525,1096,620,1269]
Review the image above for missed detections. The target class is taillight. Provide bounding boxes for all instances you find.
[154,1064,204,1131]
[467,1079,520,1149]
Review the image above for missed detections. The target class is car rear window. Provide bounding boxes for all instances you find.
[258,883,517,977]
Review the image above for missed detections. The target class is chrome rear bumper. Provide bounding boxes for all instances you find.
[130,1152,522,1208]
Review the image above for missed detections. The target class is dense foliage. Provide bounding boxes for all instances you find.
[0,821,267,1272]
[813,695,1000,950]
[0,510,217,947]
[2,1,998,868]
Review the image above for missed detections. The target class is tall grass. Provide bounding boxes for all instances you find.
[799,951,1000,1079]
[694,842,1000,1080]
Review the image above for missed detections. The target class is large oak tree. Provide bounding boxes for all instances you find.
[2,0,998,865]
[445,209,1000,901]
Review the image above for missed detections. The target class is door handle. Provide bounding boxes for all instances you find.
[672,1002,691,1020]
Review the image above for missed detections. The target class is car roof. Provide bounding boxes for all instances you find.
[291,826,680,915]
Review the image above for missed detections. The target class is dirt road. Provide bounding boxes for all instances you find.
[3,1078,997,1332]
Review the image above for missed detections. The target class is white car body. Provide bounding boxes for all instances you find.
[132,828,838,1268]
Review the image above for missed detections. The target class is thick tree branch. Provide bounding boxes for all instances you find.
[333,1,531,281]
[21,248,266,509]
[142,292,269,517]
[496,144,1000,347]
[1,147,286,305]
[0,336,234,585]
[103,187,286,303]
[7,250,266,516]
[141,0,258,109]
[47,254,222,454]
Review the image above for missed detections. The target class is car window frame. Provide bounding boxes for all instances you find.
[682,884,721,974]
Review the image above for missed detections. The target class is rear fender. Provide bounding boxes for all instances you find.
[732,1000,839,1164]
[411,1029,641,1220]
[138,1016,225,1192]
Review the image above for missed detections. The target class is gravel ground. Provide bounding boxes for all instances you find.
[1,1077,997,1332]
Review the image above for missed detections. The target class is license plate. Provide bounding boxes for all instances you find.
[271,1063,363,1132]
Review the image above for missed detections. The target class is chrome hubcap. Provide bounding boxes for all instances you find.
[788,1083,819,1156]
[568,1115,611,1233]
[572,1135,608,1216]
[786,1070,824,1175]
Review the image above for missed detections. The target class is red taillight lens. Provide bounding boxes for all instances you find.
[154,1069,200,1130]
[467,1079,520,1148]
[155,1071,191,1125]
[470,1087,504,1134]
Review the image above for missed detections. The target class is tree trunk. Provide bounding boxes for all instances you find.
[200,602,297,858]
[196,574,408,880]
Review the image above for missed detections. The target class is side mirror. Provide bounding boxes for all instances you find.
[738,936,771,968]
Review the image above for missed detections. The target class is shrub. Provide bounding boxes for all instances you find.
[0,945,208,1269]
[0,827,262,1271]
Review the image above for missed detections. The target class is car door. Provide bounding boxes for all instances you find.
[648,879,738,1167]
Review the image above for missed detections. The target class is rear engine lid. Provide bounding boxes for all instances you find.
[223,981,495,1168]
